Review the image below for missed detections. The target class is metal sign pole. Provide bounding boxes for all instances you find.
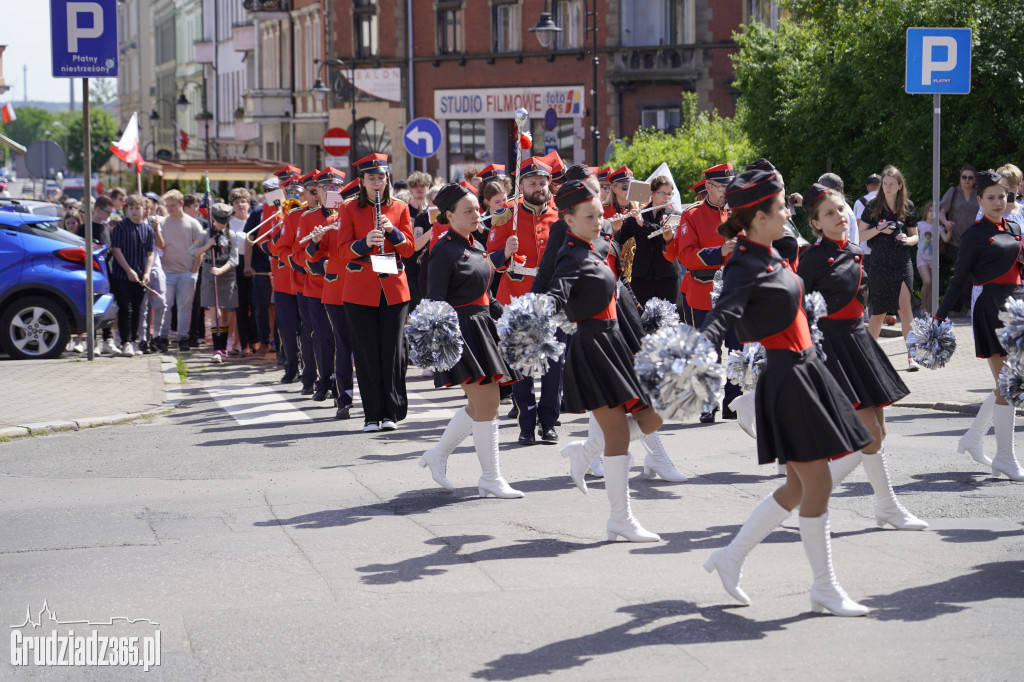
[84,78,94,360]
[931,93,940,315]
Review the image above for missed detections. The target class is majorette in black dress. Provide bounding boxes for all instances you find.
[701,236,873,464]
[426,229,521,387]
[936,216,1024,358]
[797,236,909,408]
[547,232,651,414]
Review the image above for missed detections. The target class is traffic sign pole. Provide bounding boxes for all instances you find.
[932,93,940,315]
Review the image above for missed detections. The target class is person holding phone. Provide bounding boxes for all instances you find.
[857,165,920,369]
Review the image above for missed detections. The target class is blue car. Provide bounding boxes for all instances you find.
[0,210,116,359]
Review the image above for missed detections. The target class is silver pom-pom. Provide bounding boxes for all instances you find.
[640,297,680,336]
[635,324,725,421]
[997,297,1024,358]
[710,269,724,308]
[907,316,957,369]
[497,293,566,376]
[804,291,828,362]
[998,360,1024,407]
[552,310,577,336]
[405,299,464,371]
[725,342,766,390]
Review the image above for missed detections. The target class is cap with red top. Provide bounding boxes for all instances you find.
[354,153,389,175]
[518,157,552,179]
[283,175,304,190]
[608,166,634,185]
[316,167,346,185]
[597,168,612,183]
[340,178,361,201]
[274,165,301,180]
[540,150,565,180]
[301,170,321,188]
[689,179,706,195]
[477,164,507,184]
[703,162,735,183]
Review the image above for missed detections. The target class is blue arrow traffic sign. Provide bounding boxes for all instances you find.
[50,0,119,78]
[404,118,443,159]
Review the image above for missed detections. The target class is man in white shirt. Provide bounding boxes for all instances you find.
[159,189,204,350]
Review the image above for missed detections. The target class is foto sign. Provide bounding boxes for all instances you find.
[905,28,971,95]
[50,0,119,78]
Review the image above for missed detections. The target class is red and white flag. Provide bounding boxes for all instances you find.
[110,112,145,171]
[176,124,190,152]
[1,102,16,124]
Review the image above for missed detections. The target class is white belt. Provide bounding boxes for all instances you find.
[511,264,539,277]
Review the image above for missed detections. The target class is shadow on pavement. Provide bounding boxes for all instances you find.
[471,600,810,680]
[355,534,606,585]
[861,561,1024,621]
[932,524,1024,544]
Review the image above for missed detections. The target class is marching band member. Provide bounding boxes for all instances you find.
[292,170,335,402]
[269,173,311,385]
[936,169,1024,480]
[252,166,301,360]
[700,168,872,616]
[338,153,415,433]
[664,162,740,422]
[604,166,640,221]
[486,157,563,444]
[418,183,524,498]
[798,183,925,530]
[616,174,681,307]
[309,178,361,420]
[547,180,665,541]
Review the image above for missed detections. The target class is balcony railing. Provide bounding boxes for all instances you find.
[607,45,703,81]
[242,0,290,12]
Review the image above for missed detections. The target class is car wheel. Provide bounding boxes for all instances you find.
[0,296,71,360]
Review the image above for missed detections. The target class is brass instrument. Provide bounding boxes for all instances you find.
[621,237,637,284]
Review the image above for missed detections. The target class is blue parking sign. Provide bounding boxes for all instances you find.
[51,0,119,78]
[905,28,971,95]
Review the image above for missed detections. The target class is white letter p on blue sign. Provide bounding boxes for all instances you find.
[67,2,104,53]
[921,36,957,87]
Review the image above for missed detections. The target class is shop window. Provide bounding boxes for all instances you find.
[641,108,682,132]
[529,119,576,160]
[554,0,584,50]
[621,0,694,47]
[437,1,464,55]
[354,1,378,59]
[353,118,393,162]
[447,119,486,165]
[492,2,521,53]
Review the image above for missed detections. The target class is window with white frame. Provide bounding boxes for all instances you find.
[748,0,786,29]
[437,1,464,55]
[354,0,379,59]
[641,108,682,131]
[554,0,583,50]
[621,0,695,46]
[492,1,521,53]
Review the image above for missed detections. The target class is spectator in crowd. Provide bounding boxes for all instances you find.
[228,188,257,355]
[406,171,432,220]
[106,187,128,222]
[183,193,209,346]
[61,209,84,236]
[939,164,980,314]
[108,193,155,357]
[243,182,276,354]
[137,199,167,353]
[0,181,10,198]
[464,166,482,190]
[915,201,950,316]
[160,190,204,351]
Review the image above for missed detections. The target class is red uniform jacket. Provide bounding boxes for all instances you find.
[486,200,558,304]
[256,204,286,293]
[294,207,332,299]
[665,199,729,310]
[338,198,415,306]
[306,200,355,306]
[269,204,306,295]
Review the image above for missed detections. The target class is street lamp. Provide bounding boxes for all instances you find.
[312,58,356,170]
[532,1,599,166]
[149,97,178,158]
[177,79,212,159]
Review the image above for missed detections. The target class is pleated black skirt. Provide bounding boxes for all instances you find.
[434,305,522,388]
[818,317,909,409]
[972,283,1023,358]
[755,348,874,465]
[616,282,645,355]
[562,318,651,414]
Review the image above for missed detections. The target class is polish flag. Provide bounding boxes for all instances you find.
[176,124,190,152]
[1,102,16,124]
[110,112,145,171]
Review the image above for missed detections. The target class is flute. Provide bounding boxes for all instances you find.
[297,215,341,244]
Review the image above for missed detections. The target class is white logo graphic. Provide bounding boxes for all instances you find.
[67,2,104,53]
[10,601,161,671]
[921,36,957,86]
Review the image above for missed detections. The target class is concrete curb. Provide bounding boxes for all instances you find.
[1,354,185,440]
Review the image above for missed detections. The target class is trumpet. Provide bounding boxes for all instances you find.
[298,215,341,245]
[247,197,302,245]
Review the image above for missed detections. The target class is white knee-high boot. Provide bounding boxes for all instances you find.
[800,514,870,616]
[474,420,524,498]
[862,449,928,529]
[992,403,1024,481]
[418,407,473,490]
[604,454,660,542]
[828,451,863,490]
[640,431,688,482]
[561,412,605,494]
[958,392,996,466]
[729,391,757,439]
[703,494,791,605]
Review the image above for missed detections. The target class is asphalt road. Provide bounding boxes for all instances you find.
[2,367,1023,680]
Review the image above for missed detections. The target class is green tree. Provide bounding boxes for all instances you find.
[609,93,756,202]
[732,0,1024,201]
[65,109,118,174]
[0,107,55,149]
[89,78,118,106]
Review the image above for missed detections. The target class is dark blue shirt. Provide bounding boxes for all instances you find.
[109,218,155,280]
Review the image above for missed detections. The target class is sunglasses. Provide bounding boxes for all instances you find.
[961,175,975,180]
[654,191,673,197]
[599,184,611,190]
[618,184,630,190]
